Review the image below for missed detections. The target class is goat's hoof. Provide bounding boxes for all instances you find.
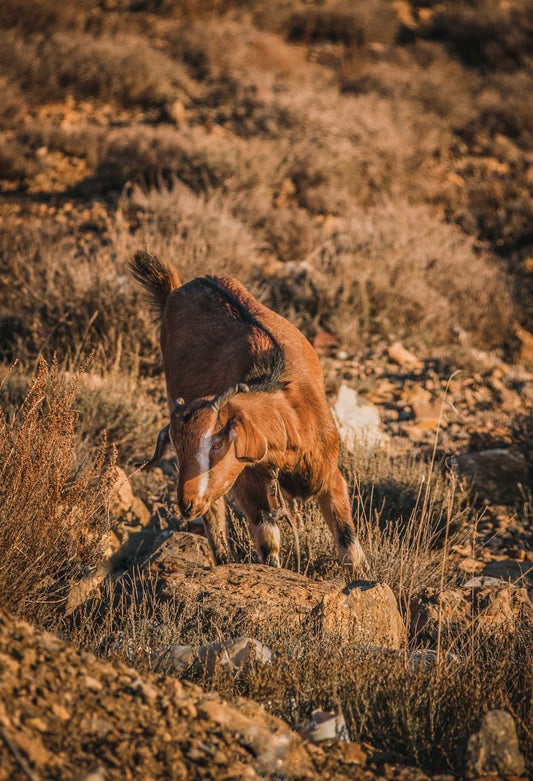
[264,553,281,568]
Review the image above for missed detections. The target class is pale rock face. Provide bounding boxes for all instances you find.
[333,385,389,452]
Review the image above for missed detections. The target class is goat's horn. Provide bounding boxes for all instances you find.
[211,383,250,412]
[142,424,170,470]
[174,397,185,413]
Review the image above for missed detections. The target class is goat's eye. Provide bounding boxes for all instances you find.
[211,435,224,451]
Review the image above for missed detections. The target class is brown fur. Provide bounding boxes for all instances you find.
[129,251,367,578]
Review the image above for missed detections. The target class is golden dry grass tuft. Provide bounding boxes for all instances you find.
[0,360,115,623]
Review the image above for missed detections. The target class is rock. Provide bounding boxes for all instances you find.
[311,581,406,649]
[0,609,316,780]
[108,466,151,525]
[387,342,423,370]
[65,563,109,616]
[333,385,389,451]
[401,385,445,429]
[152,637,272,676]
[108,466,135,517]
[465,709,525,777]
[451,448,528,502]
[167,99,186,127]
[300,709,349,743]
[130,495,151,526]
[144,531,215,576]
[152,644,195,674]
[198,637,272,674]
[145,544,404,648]
[107,528,171,571]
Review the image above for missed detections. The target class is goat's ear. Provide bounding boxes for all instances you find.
[229,414,268,463]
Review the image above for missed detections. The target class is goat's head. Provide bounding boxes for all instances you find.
[149,383,270,519]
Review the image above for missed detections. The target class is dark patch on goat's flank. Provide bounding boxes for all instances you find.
[279,468,315,500]
[185,276,286,394]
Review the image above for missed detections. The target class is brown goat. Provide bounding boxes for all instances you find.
[130,251,367,578]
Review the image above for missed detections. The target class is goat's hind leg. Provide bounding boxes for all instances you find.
[318,467,368,580]
[232,473,281,567]
[203,498,231,565]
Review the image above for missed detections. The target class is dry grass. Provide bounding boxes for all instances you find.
[267,201,516,353]
[0,359,114,623]
[0,30,195,109]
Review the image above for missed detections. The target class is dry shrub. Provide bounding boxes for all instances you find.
[0,76,27,130]
[260,206,325,262]
[0,359,114,623]
[0,219,156,370]
[17,124,108,169]
[284,0,399,48]
[72,372,164,466]
[269,88,451,212]
[115,179,262,285]
[0,30,195,108]
[267,201,516,354]
[93,125,241,192]
[0,135,40,181]
[341,42,478,130]
[0,0,96,35]
[422,0,533,72]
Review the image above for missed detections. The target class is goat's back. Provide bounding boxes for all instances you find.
[161,276,324,406]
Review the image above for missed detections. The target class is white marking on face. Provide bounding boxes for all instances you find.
[197,424,214,500]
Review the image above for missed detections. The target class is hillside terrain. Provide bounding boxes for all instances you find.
[0,1,532,778]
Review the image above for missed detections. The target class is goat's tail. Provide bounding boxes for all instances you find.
[128,251,181,320]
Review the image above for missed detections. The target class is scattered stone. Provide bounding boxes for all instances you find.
[465,709,526,777]
[143,530,215,576]
[333,384,389,451]
[299,709,349,743]
[387,342,423,370]
[152,644,195,674]
[167,99,187,127]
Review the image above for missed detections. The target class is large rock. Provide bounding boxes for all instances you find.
[465,710,525,777]
[310,581,406,648]
[143,533,405,649]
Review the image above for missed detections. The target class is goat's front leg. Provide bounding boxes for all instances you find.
[317,467,368,581]
[232,472,281,567]
[203,498,230,565]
